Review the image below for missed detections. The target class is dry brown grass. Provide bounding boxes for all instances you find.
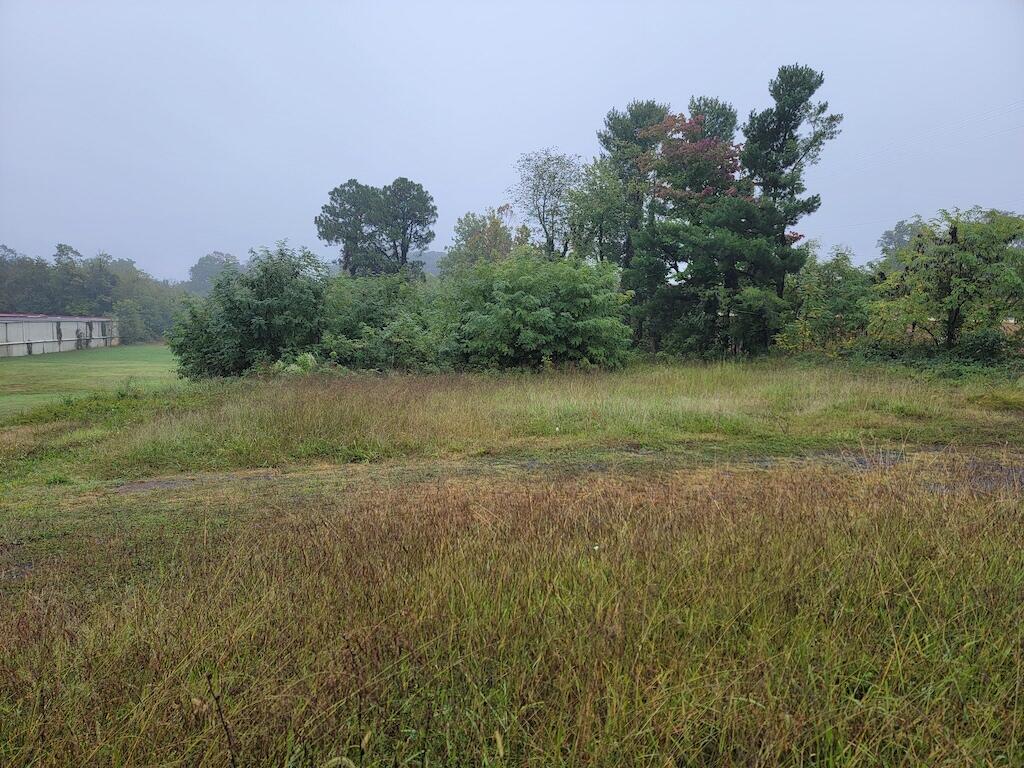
[2,360,1022,765]
[2,453,1022,766]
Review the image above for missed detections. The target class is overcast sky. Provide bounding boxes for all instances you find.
[1,1,1022,281]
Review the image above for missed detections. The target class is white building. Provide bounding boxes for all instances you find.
[0,314,119,358]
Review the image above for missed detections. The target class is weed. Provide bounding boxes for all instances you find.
[1,353,1022,764]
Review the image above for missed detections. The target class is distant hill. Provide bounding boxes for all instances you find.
[411,250,444,276]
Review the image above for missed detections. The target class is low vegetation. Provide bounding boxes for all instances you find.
[3,353,1022,484]
[2,56,1022,767]
[0,344,178,419]
[1,353,1022,765]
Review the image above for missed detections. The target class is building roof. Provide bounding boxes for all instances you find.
[0,313,114,322]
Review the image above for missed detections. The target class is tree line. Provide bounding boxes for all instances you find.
[293,62,1022,375]
[0,246,242,342]
[8,62,1022,370]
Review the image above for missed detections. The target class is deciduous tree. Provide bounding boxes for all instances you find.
[186,251,240,296]
[438,205,515,276]
[777,245,872,353]
[511,149,582,257]
[569,159,629,263]
[869,208,1024,353]
[315,177,437,275]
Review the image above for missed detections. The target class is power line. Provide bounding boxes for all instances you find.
[837,108,1024,168]
[837,99,1024,166]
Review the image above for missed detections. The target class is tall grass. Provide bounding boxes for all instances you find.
[2,359,1022,764]
[38,361,1024,478]
[1,456,1021,765]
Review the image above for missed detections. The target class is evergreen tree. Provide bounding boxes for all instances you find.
[628,65,842,354]
[597,100,669,266]
[315,177,437,275]
[740,64,843,298]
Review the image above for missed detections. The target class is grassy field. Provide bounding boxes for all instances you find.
[0,344,178,418]
[1,349,1023,765]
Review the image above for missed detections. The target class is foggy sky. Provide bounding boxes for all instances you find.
[1,0,1022,281]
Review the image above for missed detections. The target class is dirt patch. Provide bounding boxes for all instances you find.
[799,449,1022,493]
[966,460,1024,491]
[108,449,1024,498]
[114,470,280,494]
[0,562,33,582]
[114,478,191,493]
[816,449,912,471]
[925,459,1024,494]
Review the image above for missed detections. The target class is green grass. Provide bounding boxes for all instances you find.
[3,359,1022,488]
[1,358,1022,765]
[0,343,178,419]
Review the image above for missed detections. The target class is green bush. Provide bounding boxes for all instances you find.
[321,272,446,372]
[167,243,328,378]
[776,248,872,355]
[169,247,631,376]
[269,351,322,376]
[730,287,787,355]
[957,327,1012,362]
[448,255,632,369]
[319,255,632,372]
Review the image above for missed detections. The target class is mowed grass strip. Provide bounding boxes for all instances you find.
[3,359,1022,486]
[0,344,179,419]
[1,457,1021,765]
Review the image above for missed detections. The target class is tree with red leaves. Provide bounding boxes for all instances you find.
[625,66,842,354]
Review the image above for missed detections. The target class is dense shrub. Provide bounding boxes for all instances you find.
[321,272,447,372]
[167,243,328,378]
[448,255,632,369]
[729,287,788,355]
[776,248,872,355]
[169,249,632,376]
[957,327,1013,362]
[320,256,632,372]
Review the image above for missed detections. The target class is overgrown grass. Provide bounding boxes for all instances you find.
[1,359,1022,764]
[3,359,1023,486]
[1,457,1022,765]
